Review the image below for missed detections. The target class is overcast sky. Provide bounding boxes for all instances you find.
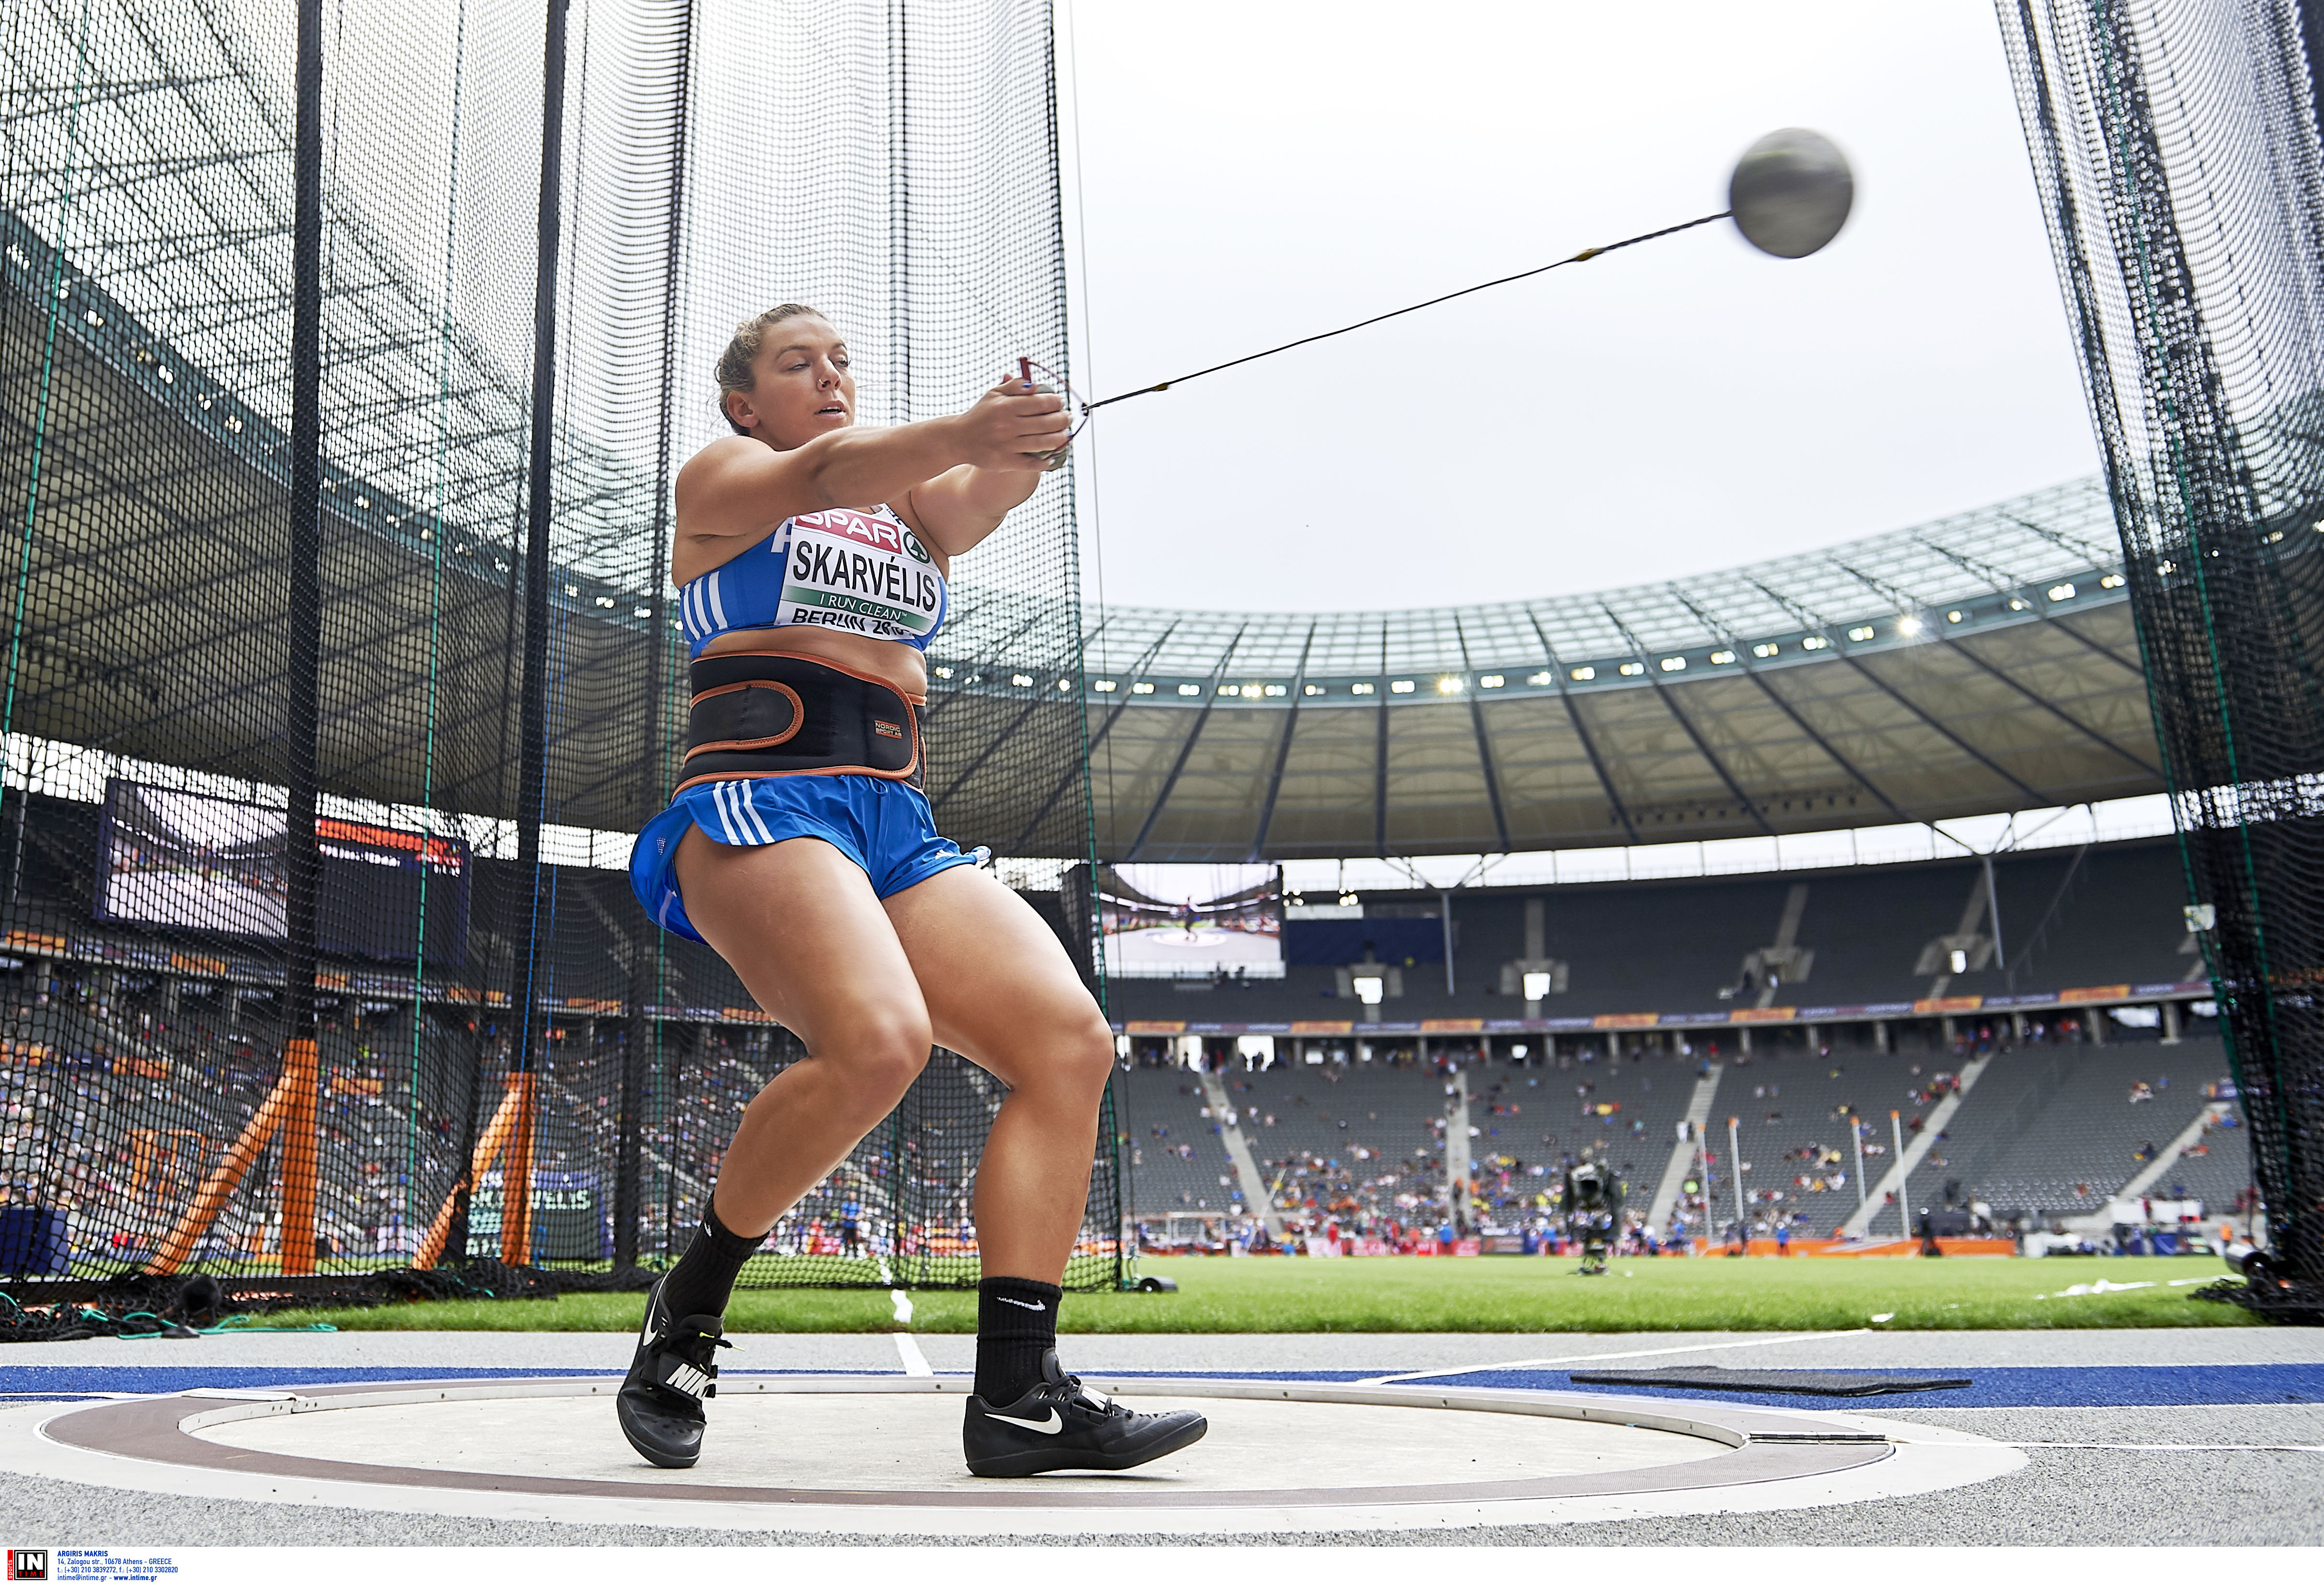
[1053,0,2101,613]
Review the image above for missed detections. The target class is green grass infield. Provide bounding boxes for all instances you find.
[246,1253,2258,1334]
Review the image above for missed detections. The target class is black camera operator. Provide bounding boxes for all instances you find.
[1559,1161,1625,1275]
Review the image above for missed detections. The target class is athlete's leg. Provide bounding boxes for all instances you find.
[883,865,1204,1476]
[620,829,934,1468]
[879,864,1114,1282]
[673,827,936,1237]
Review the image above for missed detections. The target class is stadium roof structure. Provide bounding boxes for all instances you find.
[4,197,2169,860]
[1049,476,2170,861]
[0,1,2180,865]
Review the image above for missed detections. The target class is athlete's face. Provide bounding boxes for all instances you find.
[728,317,854,448]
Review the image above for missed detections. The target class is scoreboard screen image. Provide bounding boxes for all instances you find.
[95,778,469,963]
[1095,863,1284,979]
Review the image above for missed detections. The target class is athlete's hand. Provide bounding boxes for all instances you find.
[949,376,1071,471]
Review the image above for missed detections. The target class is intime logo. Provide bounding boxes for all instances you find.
[7,1550,49,1582]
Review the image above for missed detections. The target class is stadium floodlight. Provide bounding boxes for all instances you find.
[1352,975,1385,1005]
[1897,615,1924,635]
[1523,971,1552,1001]
[1949,948,1968,974]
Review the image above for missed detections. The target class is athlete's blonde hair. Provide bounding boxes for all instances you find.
[715,304,832,433]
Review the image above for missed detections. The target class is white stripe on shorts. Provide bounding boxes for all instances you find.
[709,781,742,844]
[735,784,777,844]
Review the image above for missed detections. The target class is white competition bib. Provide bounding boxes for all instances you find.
[776,508,942,641]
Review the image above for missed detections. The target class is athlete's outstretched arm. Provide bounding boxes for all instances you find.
[899,456,1046,559]
[675,381,1066,574]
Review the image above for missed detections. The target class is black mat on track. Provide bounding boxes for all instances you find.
[1567,1366,1972,1397]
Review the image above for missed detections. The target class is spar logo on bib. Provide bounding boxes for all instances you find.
[781,509,941,640]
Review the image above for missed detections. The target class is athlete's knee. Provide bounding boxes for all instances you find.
[1030,1003,1115,1103]
[828,1012,933,1104]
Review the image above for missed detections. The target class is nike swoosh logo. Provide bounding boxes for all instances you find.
[987,1409,1063,1435]
[995,1296,1046,1312]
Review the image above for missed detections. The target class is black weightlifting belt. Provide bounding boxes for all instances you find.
[675,651,924,794]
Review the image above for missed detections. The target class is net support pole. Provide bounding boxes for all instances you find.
[502,0,570,1271]
[277,0,326,1278]
[1727,1115,1743,1231]
[1891,1109,1910,1240]
[617,0,695,1272]
[613,1008,648,1268]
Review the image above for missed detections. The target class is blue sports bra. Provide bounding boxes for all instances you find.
[678,503,948,659]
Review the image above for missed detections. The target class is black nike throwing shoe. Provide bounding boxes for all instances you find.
[617,1277,732,1469]
[963,1349,1207,1477]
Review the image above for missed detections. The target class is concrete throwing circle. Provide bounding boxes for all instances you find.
[16,1376,2026,1535]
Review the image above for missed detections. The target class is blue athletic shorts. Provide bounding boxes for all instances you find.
[629,774,981,944]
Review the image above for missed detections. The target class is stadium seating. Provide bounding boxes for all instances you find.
[1229,1058,1441,1226]
[1965,1033,2247,1220]
[1715,1044,1925,1235]
[0,769,2243,1264]
[1120,1045,1713,1229]
[1103,838,2196,1030]
[1118,1066,1239,1216]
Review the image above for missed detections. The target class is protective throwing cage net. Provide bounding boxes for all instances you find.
[0,0,1118,1310]
[2000,0,2324,1309]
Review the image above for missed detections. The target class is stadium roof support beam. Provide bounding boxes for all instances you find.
[1826,554,2156,776]
[929,624,1111,817]
[1604,605,1776,838]
[931,689,1052,815]
[1124,625,1247,862]
[1665,587,1916,827]
[1525,610,1640,844]
[1750,577,2049,806]
[1454,614,1512,852]
[1013,618,1179,851]
[923,605,1051,727]
[1247,620,1317,860]
[1840,649,2045,804]
[2004,512,2120,576]
[1914,535,2147,677]
[1938,634,2161,778]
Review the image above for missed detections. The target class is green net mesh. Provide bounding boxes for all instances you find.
[2000,0,2324,1307]
[0,0,1117,1307]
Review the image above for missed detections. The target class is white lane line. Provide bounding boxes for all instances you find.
[891,1330,933,1377]
[1355,1328,1873,1385]
[0,1392,143,1401]
[2001,1441,2324,1453]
